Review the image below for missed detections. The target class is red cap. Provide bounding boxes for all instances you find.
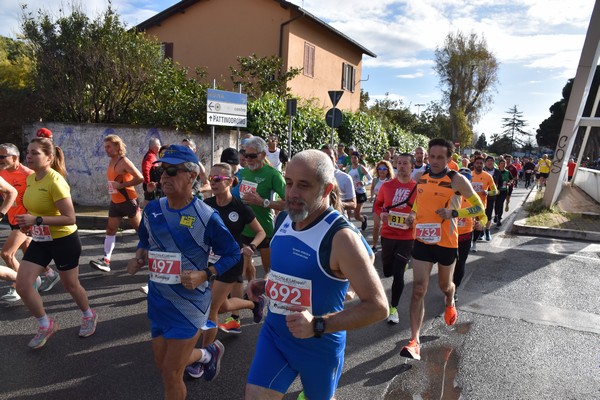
[36,128,53,139]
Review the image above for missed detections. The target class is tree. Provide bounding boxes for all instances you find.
[0,36,37,144]
[229,54,301,101]
[487,135,512,155]
[434,31,499,145]
[536,65,600,153]
[411,101,453,139]
[475,132,487,150]
[20,3,162,123]
[501,105,530,153]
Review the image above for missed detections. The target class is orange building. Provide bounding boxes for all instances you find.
[136,0,376,111]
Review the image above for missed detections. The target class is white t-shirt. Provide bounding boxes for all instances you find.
[334,169,355,201]
[266,148,283,171]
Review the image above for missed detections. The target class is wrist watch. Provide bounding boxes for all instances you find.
[249,243,258,252]
[451,209,459,218]
[205,268,216,283]
[35,216,44,226]
[263,198,271,208]
[313,317,326,338]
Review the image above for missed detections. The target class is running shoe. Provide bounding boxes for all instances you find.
[484,230,491,241]
[28,318,58,349]
[1,286,20,302]
[387,306,399,324]
[252,296,265,323]
[470,243,478,252]
[185,361,204,379]
[79,309,98,338]
[203,340,225,381]
[89,258,110,272]
[140,285,149,295]
[38,273,61,292]
[218,317,241,334]
[505,203,510,212]
[400,339,421,360]
[496,219,502,227]
[444,305,457,326]
[34,276,42,291]
[361,215,368,231]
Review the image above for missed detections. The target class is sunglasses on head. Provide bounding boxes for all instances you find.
[377,166,388,171]
[267,139,277,143]
[243,152,259,159]
[158,165,190,177]
[209,175,231,183]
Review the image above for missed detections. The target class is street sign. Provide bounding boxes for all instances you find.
[207,89,247,127]
[328,90,344,107]
[326,108,343,128]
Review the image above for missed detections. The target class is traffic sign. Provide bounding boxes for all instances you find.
[207,89,247,127]
[328,90,344,107]
[326,108,343,128]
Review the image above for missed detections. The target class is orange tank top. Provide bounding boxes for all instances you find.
[457,197,474,235]
[414,170,462,248]
[107,157,138,203]
[0,164,34,225]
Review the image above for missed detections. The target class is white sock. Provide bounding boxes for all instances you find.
[36,314,50,329]
[198,348,212,364]
[103,235,116,261]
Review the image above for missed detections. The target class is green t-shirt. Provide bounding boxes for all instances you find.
[239,164,286,238]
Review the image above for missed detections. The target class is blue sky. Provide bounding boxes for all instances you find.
[1,0,596,141]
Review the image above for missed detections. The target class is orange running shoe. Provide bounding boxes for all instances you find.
[400,339,421,360]
[445,305,457,326]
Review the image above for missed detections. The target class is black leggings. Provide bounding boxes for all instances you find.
[381,237,413,308]
[454,235,472,288]
[494,191,508,220]
[524,172,533,187]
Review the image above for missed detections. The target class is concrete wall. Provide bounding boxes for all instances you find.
[24,123,237,206]
[574,167,600,203]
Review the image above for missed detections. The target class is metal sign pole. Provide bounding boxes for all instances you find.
[288,115,293,157]
[211,79,216,168]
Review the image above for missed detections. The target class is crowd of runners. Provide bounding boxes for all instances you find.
[0,128,565,399]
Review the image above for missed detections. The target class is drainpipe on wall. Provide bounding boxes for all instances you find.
[278,11,305,60]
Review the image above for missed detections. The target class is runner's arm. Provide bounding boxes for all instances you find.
[0,177,17,216]
[119,158,144,188]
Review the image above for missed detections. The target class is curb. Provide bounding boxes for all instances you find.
[75,215,131,231]
[511,188,600,242]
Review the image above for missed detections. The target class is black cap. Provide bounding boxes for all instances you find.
[220,147,240,165]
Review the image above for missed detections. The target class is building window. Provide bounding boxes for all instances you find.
[342,63,355,92]
[303,42,315,78]
[161,42,173,60]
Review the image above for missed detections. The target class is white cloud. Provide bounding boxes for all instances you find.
[396,70,425,79]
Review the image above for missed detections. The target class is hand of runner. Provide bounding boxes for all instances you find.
[246,279,266,302]
[285,306,313,339]
[181,270,203,290]
[405,213,415,227]
[241,191,262,206]
[241,245,254,257]
[436,208,454,219]
[127,258,144,275]
[15,213,33,228]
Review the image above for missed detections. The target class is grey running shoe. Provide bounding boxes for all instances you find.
[89,258,110,272]
[186,361,204,379]
[0,286,21,302]
[38,273,61,292]
[203,340,225,381]
[28,318,58,349]
[79,309,98,338]
[387,307,399,324]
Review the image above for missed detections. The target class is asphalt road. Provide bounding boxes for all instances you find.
[1,186,599,400]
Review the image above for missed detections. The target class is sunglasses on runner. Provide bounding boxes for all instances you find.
[377,167,388,171]
[209,175,231,183]
[244,152,259,159]
[0,155,13,159]
[158,165,191,177]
